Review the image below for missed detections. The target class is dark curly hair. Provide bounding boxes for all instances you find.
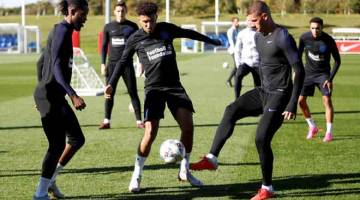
[310,17,323,27]
[136,1,158,16]
[58,0,88,16]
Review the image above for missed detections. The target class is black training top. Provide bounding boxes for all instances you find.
[299,31,341,81]
[34,20,75,101]
[101,20,138,64]
[255,25,304,113]
[109,22,219,90]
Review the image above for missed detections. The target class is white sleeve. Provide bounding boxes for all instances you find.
[234,31,243,67]
[227,27,235,54]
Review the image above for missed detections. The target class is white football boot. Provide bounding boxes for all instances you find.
[128,173,142,192]
[178,169,203,187]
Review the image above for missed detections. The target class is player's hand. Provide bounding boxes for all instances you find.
[100,64,107,76]
[282,111,295,120]
[323,80,333,94]
[212,39,222,46]
[70,94,86,111]
[104,85,113,99]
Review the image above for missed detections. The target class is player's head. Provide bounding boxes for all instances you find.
[114,0,127,22]
[231,17,240,28]
[247,1,272,33]
[246,15,256,29]
[136,1,158,34]
[58,0,89,31]
[309,17,323,38]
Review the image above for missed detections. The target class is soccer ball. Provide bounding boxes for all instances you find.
[222,62,229,69]
[159,139,186,164]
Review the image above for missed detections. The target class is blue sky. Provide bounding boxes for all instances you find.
[0,0,39,8]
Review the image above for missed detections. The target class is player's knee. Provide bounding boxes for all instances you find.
[48,142,66,157]
[223,105,238,122]
[69,135,85,150]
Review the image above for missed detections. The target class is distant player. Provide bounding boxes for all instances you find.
[99,0,143,129]
[104,1,221,193]
[233,15,261,98]
[33,0,88,199]
[191,1,304,199]
[225,17,240,87]
[298,17,341,142]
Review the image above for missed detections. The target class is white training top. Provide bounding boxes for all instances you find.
[234,27,260,68]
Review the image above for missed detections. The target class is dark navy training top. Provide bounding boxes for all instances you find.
[101,20,138,64]
[299,31,341,81]
[34,20,75,101]
[109,22,219,90]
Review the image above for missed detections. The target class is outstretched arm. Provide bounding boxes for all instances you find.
[172,24,221,46]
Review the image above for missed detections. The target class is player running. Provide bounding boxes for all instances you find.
[298,17,341,142]
[104,1,221,193]
[99,0,143,129]
[191,1,304,200]
[32,0,88,199]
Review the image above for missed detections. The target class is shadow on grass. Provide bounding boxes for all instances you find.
[63,172,360,199]
[0,162,255,178]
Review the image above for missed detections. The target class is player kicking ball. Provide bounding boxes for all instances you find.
[104,1,221,192]
[191,1,304,199]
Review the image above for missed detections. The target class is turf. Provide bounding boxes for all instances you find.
[1,52,360,199]
[1,14,360,200]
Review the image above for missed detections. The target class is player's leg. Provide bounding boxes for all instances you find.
[226,67,237,87]
[191,89,263,171]
[167,90,203,186]
[122,64,143,128]
[298,79,318,139]
[100,62,117,129]
[34,108,66,199]
[251,93,289,200]
[129,90,164,192]
[234,64,251,98]
[250,67,261,87]
[48,103,85,199]
[322,95,334,142]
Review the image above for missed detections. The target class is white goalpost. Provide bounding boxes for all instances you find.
[71,47,105,96]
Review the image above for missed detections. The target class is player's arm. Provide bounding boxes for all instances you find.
[51,26,85,110]
[329,38,341,82]
[227,28,235,54]
[171,23,221,46]
[105,39,136,98]
[279,30,305,120]
[36,53,44,82]
[101,25,110,75]
[234,31,243,67]
[298,35,305,60]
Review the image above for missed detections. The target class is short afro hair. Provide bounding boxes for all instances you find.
[136,1,158,16]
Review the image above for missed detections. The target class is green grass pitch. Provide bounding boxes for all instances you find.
[1,14,360,199]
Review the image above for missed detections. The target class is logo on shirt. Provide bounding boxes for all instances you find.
[266,40,273,44]
[308,51,324,62]
[112,37,125,46]
[146,44,173,61]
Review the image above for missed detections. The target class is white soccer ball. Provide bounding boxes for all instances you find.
[222,62,229,69]
[159,139,186,164]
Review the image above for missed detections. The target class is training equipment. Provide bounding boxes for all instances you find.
[306,127,319,140]
[159,139,186,164]
[71,47,105,96]
[190,156,218,171]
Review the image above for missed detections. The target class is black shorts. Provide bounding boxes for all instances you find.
[40,101,84,146]
[301,73,331,96]
[143,87,194,121]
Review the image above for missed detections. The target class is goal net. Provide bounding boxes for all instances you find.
[71,47,105,96]
[201,21,247,53]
